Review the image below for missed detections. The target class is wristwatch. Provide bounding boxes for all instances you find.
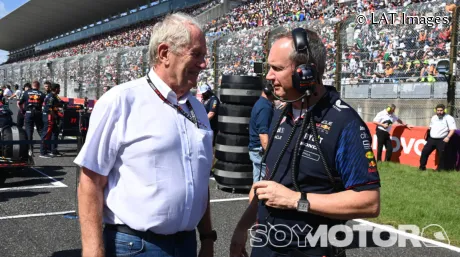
[200,230,217,242]
[296,192,310,213]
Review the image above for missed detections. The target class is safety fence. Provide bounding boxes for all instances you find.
[0,46,149,99]
[0,1,459,126]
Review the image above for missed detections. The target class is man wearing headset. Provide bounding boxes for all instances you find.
[372,104,412,162]
[419,104,457,171]
[230,28,380,257]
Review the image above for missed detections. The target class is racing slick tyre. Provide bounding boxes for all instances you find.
[213,160,252,189]
[217,104,252,135]
[1,125,29,161]
[219,75,262,105]
[215,132,251,164]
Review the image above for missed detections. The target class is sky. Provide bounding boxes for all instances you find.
[0,0,29,63]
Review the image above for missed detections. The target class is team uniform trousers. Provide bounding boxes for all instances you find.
[420,137,446,170]
[376,129,392,162]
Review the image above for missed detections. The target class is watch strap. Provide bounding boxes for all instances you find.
[300,192,307,200]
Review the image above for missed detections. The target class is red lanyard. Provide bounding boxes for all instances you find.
[146,75,206,129]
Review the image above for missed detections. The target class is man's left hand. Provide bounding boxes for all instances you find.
[199,240,214,257]
[253,181,299,209]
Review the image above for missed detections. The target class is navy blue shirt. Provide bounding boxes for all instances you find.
[202,94,220,131]
[254,86,380,250]
[19,89,45,111]
[248,96,273,149]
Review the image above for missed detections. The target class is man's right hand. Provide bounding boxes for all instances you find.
[382,123,388,129]
[229,226,249,257]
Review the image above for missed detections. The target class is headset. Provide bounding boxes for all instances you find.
[386,104,396,113]
[264,28,320,103]
[291,27,319,96]
[262,81,272,96]
[258,27,341,193]
[434,105,448,114]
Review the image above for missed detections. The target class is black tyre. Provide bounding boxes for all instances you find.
[219,90,260,105]
[220,75,262,89]
[1,125,29,161]
[219,75,262,105]
[215,133,251,164]
[213,160,253,188]
[218,104,252,135]
[218,104,252,117]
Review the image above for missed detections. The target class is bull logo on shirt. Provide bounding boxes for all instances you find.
[316,120,333,134]
[365,151,375,159]
[366,151,378,173]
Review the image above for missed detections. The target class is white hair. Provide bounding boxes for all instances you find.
[148,12,203,66]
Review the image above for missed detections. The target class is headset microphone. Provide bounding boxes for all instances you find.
[264,80,310,103]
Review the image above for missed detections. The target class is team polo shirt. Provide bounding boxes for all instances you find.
[429,114,457,139]
[248,96,273,150]
[74,69,214,235]
[202,94,220,131]
[373,109,399,133]
[255,86,381,249]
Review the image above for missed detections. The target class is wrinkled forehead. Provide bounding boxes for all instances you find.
[268,38,293,65]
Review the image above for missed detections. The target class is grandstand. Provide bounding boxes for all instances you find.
[0,0,459,127]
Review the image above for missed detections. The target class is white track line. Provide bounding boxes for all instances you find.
[31,167,67,187]
[0,210,75,220]
[0,184,66,192]
[210,197,249,203]
[354,219,460,252]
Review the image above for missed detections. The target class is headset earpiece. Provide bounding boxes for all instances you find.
[434,108,448,114]
[291,28,318,95]
[263,81,273,96]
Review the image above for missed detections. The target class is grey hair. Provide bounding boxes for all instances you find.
[148,12,203,66]
[272,28,327,78]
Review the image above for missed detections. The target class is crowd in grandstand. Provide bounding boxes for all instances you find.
[1,0,459,91]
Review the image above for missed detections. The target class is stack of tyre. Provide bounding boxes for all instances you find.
[213,75,262,191]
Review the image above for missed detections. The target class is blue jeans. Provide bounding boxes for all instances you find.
[103,227,197,257]
[249,148,266,182]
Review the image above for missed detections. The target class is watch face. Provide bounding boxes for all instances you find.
[297,201,309,212]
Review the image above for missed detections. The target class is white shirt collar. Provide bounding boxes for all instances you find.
[147,68,191,105]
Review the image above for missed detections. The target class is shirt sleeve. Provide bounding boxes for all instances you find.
[335,119,381,191]
[447,116,457,130]
[18,92,26,105]
[73,93,122,176]
[209,96,219,113]
[255,106,273,135]
[373,111,383,123]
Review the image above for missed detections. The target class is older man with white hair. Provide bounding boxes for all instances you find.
[75,12,215,257]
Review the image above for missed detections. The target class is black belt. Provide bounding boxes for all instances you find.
[104,224,194,242]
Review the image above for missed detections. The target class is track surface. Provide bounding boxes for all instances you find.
[1,100,459,256]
